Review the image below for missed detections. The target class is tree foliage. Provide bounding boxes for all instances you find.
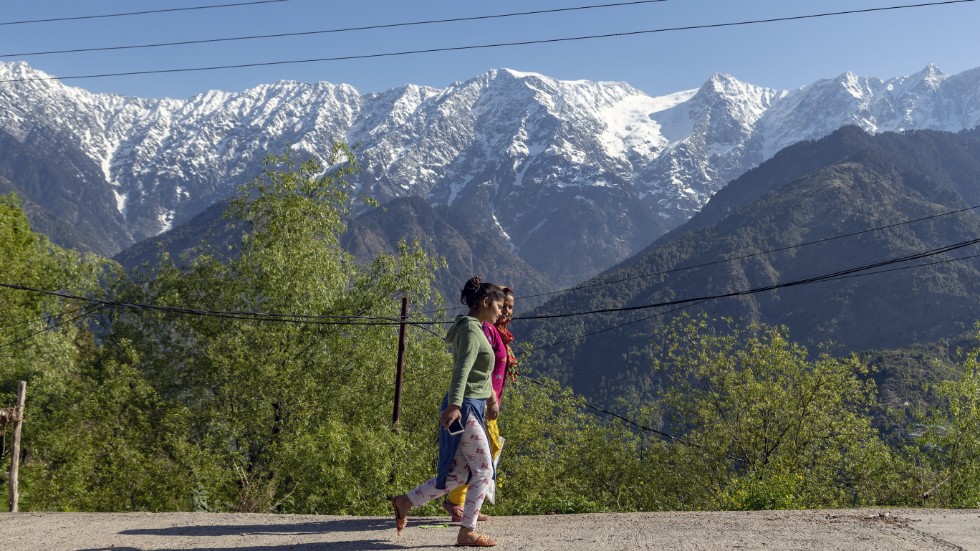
[103,146,450,513]
[915,326,980,507]
[648,316,911,510]
[0,193,124,510]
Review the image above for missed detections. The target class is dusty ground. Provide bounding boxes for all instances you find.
[1,509,978,550]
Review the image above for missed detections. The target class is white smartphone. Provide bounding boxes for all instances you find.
[446,417,465,436]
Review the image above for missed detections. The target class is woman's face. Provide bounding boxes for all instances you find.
[478,298,503,324]
[499,295,515,323]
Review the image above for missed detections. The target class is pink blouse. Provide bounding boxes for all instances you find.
[482,322,508,403]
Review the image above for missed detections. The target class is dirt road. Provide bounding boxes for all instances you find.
[2,509,978,550]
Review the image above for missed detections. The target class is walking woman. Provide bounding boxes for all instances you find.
[443,286,518,522]
[392,276,504,547]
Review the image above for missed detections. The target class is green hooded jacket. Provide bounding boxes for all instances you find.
[445,314,495,406]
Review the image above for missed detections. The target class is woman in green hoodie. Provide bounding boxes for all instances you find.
[392,276,504,547]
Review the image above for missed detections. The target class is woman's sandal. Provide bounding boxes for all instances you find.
[392,495,409,535]
[443,499,464,523]
[456,533,497,547]
[443,499,489,523]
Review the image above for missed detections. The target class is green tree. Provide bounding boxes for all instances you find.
[0,193,106,389]
[916,328,980,507]
[107,146,449,513]
[20,339,196,511]
[487,378,647,515]
[649,316,907,510]
[0,193,172,511]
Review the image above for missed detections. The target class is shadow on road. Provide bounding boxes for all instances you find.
[96,517,457,550]
[118,517,394,536]
[78,543,447,551]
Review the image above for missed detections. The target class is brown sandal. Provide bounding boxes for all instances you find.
[456,533,497,547]
[443,499,489,522]
[443,498,464,522]
[392,495,408,535]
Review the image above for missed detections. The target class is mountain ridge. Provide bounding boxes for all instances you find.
[519,126,980,400]
[4,61,980,285]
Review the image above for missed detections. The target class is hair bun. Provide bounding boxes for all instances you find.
[460,276,483,306]
[459,276,504,309]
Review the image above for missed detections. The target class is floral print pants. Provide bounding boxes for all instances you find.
[407,416,494,529]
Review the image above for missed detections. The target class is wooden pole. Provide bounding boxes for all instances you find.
[9,380,25,513]
[392,297,409,425]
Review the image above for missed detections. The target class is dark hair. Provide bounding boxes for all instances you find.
[460,276,505,309]
[501,286,515,298]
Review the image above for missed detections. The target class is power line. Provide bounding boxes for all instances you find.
[0,0,291,27]
[523,250,980,351]
[0,284,708,453]
[0,283,411,326]
[528,300,709,353]
[420,200,979,316]
[416,203,980,317]
[0,304,105,352]
[1,1,669,59]
[0,304,98,331]
[518,372,697,446]
[1,0,973,83]
[1,235,978,327]
[513,254,980,452]
[519,203,980,302]
[2,258,977,451]
[830,251,980,282]
[519,237,980,321]
[515,252,980,453]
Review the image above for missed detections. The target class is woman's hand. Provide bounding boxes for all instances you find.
[486,399,500,421]
[441,405,461,429]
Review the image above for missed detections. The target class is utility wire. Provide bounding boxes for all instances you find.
[406,310,705,449]
[513,255,980,452]
[522,251,980,352]
[416,203,980,316]
[396,315,684,447]
[0,303,105,352]
[830,251,980,282]
[518,372,698,446]
[1,1,669,59]
[0,303,95,331]
[0,0,290,27]
[519,237,980,321]
[515,251,980,453]
[1,235,978,327]
[3,257,976,452]
[528,300,710,353]
[519,203,980,302]
[1,0,973,83]
[0,283,411,326]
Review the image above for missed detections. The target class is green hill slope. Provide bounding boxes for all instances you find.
[520,126,980,400]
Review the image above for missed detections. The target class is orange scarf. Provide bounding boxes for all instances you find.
[496,319,519,383]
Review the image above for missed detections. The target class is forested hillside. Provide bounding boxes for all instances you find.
[113,194,556,309]
[520,126,980,401]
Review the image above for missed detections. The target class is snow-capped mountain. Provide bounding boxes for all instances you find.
[2,61,979,284]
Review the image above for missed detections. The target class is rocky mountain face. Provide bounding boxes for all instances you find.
[2,61,980,285]
[521,126,980,401]
[115,195,557,310]
[341,197,556,309]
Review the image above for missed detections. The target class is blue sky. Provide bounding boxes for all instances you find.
[2,0,978,99]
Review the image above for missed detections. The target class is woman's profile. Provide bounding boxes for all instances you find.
[391,276,503,547]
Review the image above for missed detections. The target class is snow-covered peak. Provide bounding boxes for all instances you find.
[915,63,948,90]
[2,58,980,281]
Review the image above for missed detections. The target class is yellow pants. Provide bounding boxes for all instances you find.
[446,418,502,506]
